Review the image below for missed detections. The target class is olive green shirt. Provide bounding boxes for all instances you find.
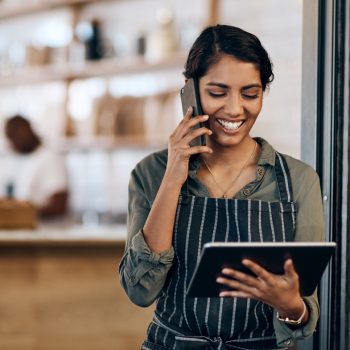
[119,137,325,348]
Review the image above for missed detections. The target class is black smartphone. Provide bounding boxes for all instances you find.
[180,78,206,147]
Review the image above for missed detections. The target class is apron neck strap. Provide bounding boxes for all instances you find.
[180,180,189,196]
[274,152,294,202]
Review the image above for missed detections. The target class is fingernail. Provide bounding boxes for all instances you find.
[203,115,209,120]
[187,106,192,112]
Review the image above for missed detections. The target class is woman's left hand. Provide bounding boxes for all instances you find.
[216,259,306,320]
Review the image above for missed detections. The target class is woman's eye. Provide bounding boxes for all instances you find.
[242,94,259,99]
[208,92,226,97]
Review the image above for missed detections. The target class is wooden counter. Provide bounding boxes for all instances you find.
[0,224,127,246]
[0,225,154,350]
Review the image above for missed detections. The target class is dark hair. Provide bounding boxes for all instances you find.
[184,25,274,91]
[5,114,41,154]
[5,114,30,128]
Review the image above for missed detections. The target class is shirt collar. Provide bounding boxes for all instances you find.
[255,137,276,166]
[189,137,276,176]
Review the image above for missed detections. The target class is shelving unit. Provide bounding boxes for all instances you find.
[0,0,219,219]
[57,135,168,151]
[0,0,191,145]
[0,51,187,87]
[0,0,115,19]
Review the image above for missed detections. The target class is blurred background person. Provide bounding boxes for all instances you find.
[0,115,68,218]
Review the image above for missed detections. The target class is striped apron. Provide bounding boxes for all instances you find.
[142,153,296,350]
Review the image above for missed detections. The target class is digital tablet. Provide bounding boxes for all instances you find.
[186,242,336,298]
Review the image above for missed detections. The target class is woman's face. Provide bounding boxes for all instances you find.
[199,55,263,147]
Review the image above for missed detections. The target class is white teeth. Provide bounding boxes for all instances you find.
[217,119,244,130]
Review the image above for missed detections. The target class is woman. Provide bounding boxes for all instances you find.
[119,25,324,349]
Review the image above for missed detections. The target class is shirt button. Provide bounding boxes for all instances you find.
[243,189,250,196]
[257,167,264,175]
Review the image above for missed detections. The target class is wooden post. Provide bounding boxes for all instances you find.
[64,3,82,137]
[207,0,220,27]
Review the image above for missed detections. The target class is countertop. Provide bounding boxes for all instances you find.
[0,223,127,246]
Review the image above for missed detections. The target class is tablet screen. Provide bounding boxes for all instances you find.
[186,242,336,298]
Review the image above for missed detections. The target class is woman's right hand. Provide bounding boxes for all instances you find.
[164,107,213,187]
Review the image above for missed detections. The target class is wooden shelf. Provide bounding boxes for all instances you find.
[0,0,116,20]
[57,135,168,151]
[0,51,187,87]
[0,223,126,246]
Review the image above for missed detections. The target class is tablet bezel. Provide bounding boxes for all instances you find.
[186,242,336,298]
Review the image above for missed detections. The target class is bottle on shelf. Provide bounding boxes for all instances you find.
[75,19,104,61]
[136,32,147,56]
[145,6,178,62]
[85,19,104,60]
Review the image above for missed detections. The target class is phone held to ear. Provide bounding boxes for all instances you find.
[180,78,207,147]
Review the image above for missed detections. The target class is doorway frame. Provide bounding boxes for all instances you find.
[301,0,350,349]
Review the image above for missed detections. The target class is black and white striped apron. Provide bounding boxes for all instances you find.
[142,153,296,350]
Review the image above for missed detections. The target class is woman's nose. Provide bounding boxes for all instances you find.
[223,94,243,117]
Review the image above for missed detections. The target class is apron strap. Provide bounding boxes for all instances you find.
[180,180,189,196]
[179,179,191,205]
[274,153,294,202]
[153,315,278,350]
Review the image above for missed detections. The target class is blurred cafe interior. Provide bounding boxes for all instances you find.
[0,0,348,349]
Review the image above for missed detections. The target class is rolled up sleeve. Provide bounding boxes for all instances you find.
[119,163,174,307]
[273,290,319,348]
[119,230,174,307]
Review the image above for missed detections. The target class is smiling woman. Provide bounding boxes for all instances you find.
[119,24,324,350]
[196,55,264,199]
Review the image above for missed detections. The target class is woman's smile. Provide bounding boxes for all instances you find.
[199,55,263,148]
[215,118,245,133]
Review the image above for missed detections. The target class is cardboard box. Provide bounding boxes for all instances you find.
[0,199,37,229]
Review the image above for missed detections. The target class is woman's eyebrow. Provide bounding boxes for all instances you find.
[206,82,262,90]
[206,82,229,88]
[242,84,262,90]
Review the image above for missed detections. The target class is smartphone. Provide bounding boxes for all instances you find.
[180,78,206,146]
